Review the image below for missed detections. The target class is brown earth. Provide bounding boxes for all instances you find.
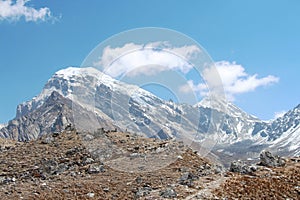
[214,157,300,200]
[0,130,299,200]
[0,130,222,200]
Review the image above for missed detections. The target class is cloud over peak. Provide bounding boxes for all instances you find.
[95,42,201,78]
[94,42,279,102]
[0,0,54,22]
[180,61,279,101]
[215,61,279,97]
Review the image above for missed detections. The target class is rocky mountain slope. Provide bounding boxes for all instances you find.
[0,91,115,141]
[0,130,299,199]
[0,67,299,161]
[0,130,223,199]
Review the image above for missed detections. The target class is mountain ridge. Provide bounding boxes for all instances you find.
[1,66,299,161]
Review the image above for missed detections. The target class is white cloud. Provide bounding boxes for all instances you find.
[94,42,201,77]
[179,80,208,96]
[0,0,54,22]
[96,43,279,101]
[180,61,279,101]
[274,110,286,119]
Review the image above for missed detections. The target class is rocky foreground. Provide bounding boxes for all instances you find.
[0,130,299,199]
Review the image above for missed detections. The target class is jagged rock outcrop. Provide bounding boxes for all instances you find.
[259,151,286,167]
[0,91,115,141]
[0,91,73,141]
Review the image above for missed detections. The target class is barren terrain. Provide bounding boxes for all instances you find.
[0,130,299,199]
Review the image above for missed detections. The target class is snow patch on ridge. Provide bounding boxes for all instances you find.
[0,124,5,129]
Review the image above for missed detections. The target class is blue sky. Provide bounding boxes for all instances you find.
[0,0,299,123]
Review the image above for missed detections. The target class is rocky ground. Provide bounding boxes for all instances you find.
[0,129,299,199]
[214,157,300,199]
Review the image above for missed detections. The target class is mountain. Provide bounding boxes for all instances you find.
[0,91,73,141]
[0,91,116,141]
[3,67,261,143]
[0,67,299,162]
[268,104,300,156]
[196,97,263,144]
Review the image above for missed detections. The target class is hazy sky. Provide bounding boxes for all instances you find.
[0,0,299,123]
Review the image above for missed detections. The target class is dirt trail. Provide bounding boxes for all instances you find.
[185,175,228,199]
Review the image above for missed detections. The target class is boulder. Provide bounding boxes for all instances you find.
[135,186,152,198]
[160,187,177,198]
[87,163,105,174]
[179,172,198,186]
[259,151,285,167]
[230,160,256,174]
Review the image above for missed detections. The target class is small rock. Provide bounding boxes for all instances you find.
[135,176,142,184]
[41,135,54,144]
[88,164,105,174]
[130,153,139,158]
[87,192,95,198]
[136,186,152,198]
[160,187,177,198]
[82,134,94,141]
[103,187,109,192]
[213,164,224,174]
[179,172,197,186]
[83,157,94,165]
[65,147,80,156]
[117,139,125,144]
[179,167,188,172]
[70,172,77,177]
[64,123,74,131]
[52,132,60,137]
[249,165,257,172]
[156,147,164,153]
[177,155,183,160]
[0,176,6,184]
[55,163,69,174]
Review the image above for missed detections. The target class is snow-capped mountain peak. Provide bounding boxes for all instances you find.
[0,66,299,159]
[55,67,115,86]
[197,97,259,121]
[16,67,159,118]
[55,67,157,98]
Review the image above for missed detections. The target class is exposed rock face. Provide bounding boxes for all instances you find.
[0,92,73,141]
[0,91,115,141]
[259,151,286,167]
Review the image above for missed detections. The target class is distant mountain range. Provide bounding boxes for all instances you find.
[0,67,299,163]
